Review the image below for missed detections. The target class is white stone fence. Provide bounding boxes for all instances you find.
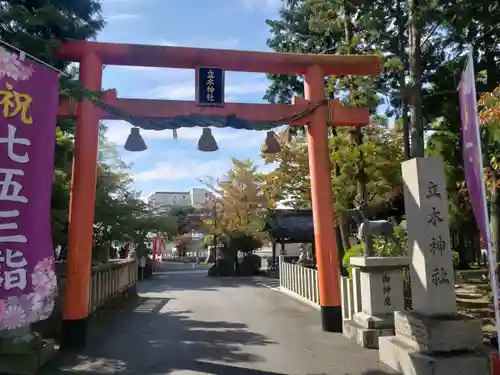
[278,256,363,316]
[279,256,320,308]
[340,269,362,321]
[279,258,408,324]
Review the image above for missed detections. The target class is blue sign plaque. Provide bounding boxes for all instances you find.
[196,67,225,106]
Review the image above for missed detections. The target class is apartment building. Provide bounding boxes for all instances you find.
[148,188,213,210]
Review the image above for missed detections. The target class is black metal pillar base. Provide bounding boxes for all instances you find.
[320,305,343,333]
[61,317,88,351]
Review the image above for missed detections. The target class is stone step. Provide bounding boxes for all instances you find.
[455,282,490,292]
[466,278,489,285]
[459,307,496,319]
[483,317,496,326]
[456,297,492,309]
[455,291,486,299]
[483,324,497,335]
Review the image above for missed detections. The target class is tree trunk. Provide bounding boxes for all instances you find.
[408,0,424,157]
[483,50,500,263]
[397,0,410,159]
[336,220,349,276]
[343,0,369,259]
[331,126,349,273]
[484,127,500,262]
[492,181,500,262]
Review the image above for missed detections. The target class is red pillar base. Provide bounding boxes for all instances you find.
[60,318,88,351]
[492,352,500,375]
[320,305,343,333]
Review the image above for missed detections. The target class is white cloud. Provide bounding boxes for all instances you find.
[150,81,269,101]
[241,0,281,12]
[149,82,193,100]
[106,13,140,21]
[258,162,278,174]
[133,154,275,183]
[134,158,231,182]
[158,40,180,47]
[215,38,240,49]
[156,37,239,50]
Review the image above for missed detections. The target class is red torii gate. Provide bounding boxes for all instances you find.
[56,40,380,348]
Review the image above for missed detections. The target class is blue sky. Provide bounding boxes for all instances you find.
[98,0,282,200]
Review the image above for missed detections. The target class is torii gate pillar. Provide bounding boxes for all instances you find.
[304,65,342,331]
[60,52,103,350]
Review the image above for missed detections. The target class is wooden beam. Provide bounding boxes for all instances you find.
[58,97,369,127]
[55,40,381,76]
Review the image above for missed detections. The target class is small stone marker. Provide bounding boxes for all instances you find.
[343,256,409,349]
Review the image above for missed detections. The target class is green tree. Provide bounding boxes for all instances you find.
[0,1,106,248]
[259,131,311,208]
[203,158,270,238]
[165,205,199,235]
[260,126,403,214]
[265,0,500,269]
[0,1,105,71]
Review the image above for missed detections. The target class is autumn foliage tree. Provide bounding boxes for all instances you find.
[203,158,272,241]
[201,158,272,276]
[260,125,404,215]
[476,88,500,259]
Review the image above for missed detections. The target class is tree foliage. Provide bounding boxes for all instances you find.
[263,0,500,266]
[260,126,403,214]
[0,1,177,250]
[202,158,272,240]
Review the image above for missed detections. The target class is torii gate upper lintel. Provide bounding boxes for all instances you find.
[55,40,381,349]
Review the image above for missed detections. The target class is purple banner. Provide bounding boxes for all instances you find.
[460,48,500,349]
[459,50,489,241]
[0,48,58,330]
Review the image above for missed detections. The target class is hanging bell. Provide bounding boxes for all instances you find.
[262,130,281,154]
[197,128,219,152]
[124,127,147,152]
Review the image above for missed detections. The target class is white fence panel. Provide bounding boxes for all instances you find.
[279,258,320,309]
[278,257,361,317]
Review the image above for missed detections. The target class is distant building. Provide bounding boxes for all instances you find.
[148,188,214,210]
[190,188,212,209]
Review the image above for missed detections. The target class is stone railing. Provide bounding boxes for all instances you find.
[164,249,209,259]
[341,268,362,321]
[88,259,138,313]
[279,256,319,307]
[277,255,363,317]
[34,259,138,338]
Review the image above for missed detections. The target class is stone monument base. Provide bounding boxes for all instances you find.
[379,311,488,375]
[391,311,483,353]
[343,257,409,349]
[343,311,395,349]
[0,330,57,375]
[379,336,488,375]
[343,319,393,349]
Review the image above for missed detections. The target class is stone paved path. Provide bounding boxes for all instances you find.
[43,263,397,375]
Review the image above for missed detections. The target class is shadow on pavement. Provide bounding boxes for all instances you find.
[41,296,279,375]
[41,264,395,375]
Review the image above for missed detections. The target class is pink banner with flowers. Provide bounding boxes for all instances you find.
[0,47,59,330]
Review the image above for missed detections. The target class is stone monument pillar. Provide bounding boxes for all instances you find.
[343,256,409,348]
[379,157,488,375]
